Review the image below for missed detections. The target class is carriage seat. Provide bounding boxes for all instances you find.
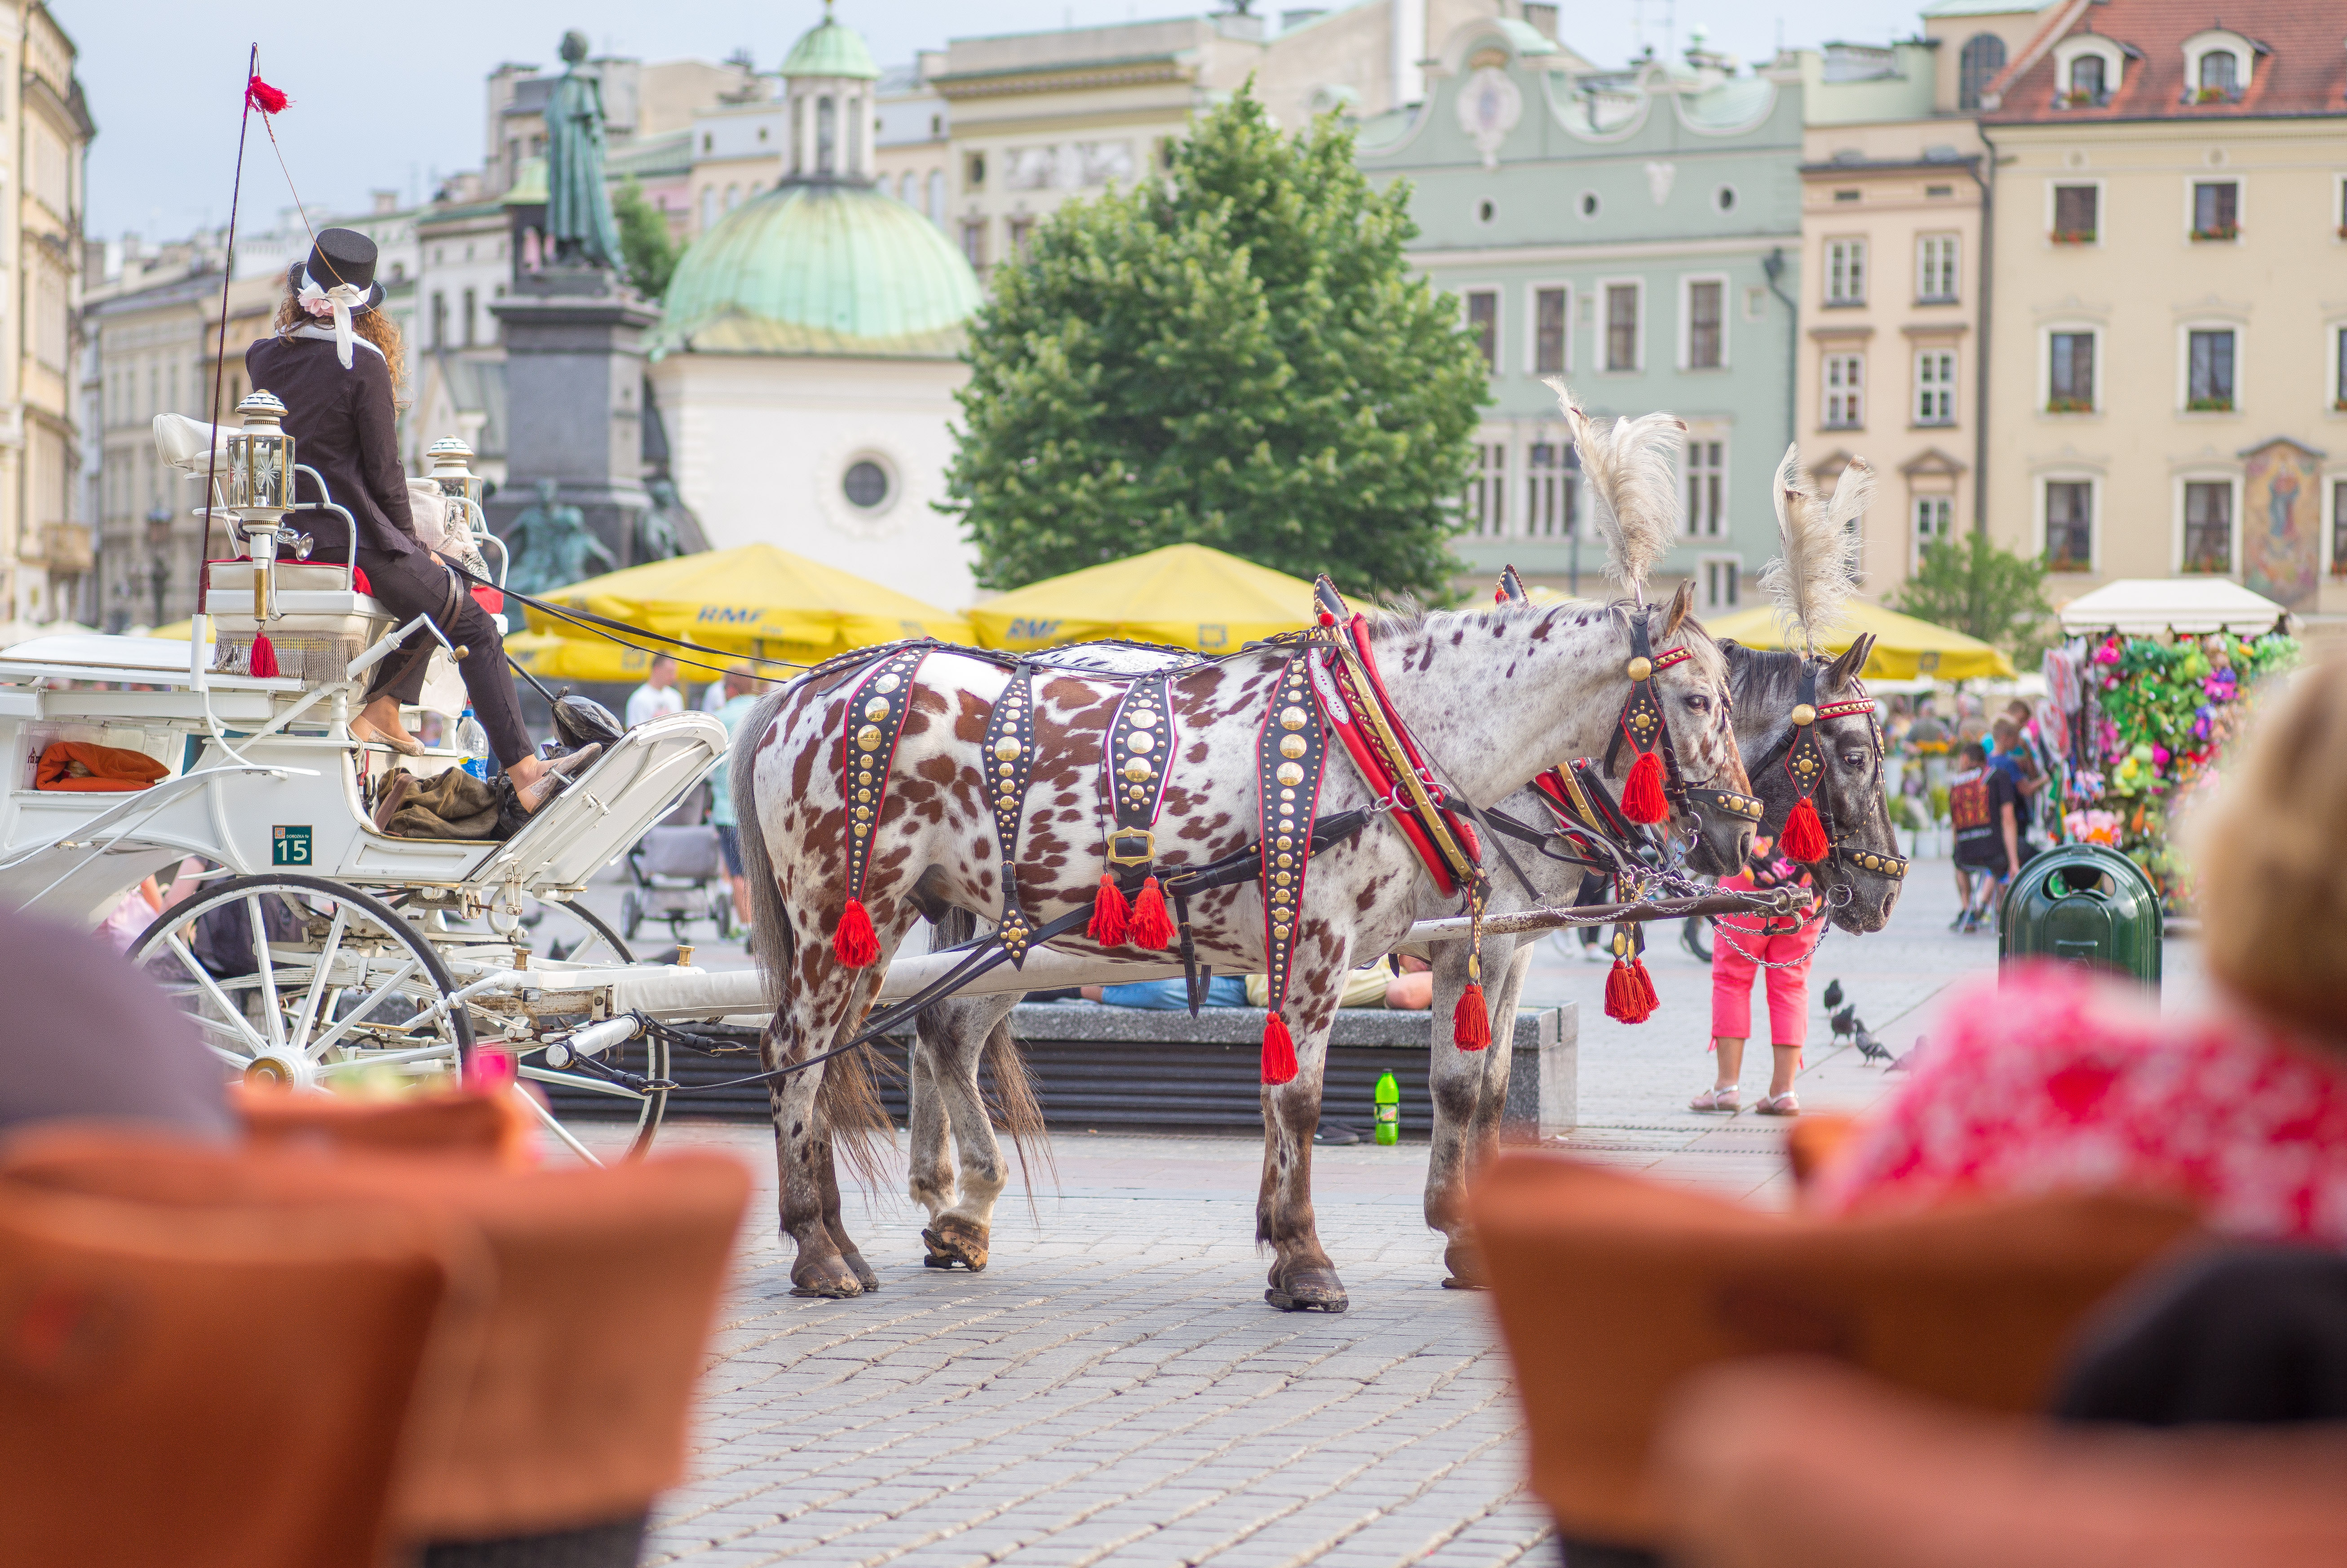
[204,559,395,685]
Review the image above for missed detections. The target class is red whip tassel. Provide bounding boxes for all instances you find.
[247,630,279,678]
[1261,1012,1297,1085]
[1087,873,1130,946]
[1452,983,1491,1050]
[245,75,290,115]
[1782,795,1830,862]
[833,898,880,968]
[1128,875,1176,949]
[1621,749,1669,824]
[1605,957,1656,1023]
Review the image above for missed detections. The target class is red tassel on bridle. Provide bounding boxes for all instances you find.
[1620,749,1669,824]
[245,75,290,115]
[1782,795,1830,863]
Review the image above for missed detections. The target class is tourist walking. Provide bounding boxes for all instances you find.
[1691,834,1824,1116]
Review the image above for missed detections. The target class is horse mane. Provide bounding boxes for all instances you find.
[1721,640,1809,715]
[1545,377,1685,602]
[1760,445,1872,654]
[1358,596,1597,637]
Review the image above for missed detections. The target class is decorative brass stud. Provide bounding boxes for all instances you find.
[874,673,900,694]
[1122,758,1151,782]
[1791,703,1817,726]
[864,696,892,721]
[1280,705,1309,731]
[1127,731,1155,753]
[1279,733,1308,759]
[1273,923,1291,939]
[1627,655,1653,682]
[1127,709,1158,729]
[1275,762,1305,787]
[993,736,1022,762]
[856,725,883,752]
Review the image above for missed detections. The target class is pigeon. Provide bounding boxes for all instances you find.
[1854,1024,1896,1066]
[1887,1036,1921,1072]
[1829,1003,1859,1040]
[1822,979,1845,1012]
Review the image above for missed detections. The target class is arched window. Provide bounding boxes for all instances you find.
[700,186,716,230]
[725,184,740,211]
[816,95,837,176]
[927,168,944,224]
[1958,34,2006,109]
[2069,54,2104,101]
[2200,50,2237,93]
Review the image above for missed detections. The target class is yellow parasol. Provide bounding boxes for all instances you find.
[521,544,973,672]
[1702,600,2015,682]
[967,544,1317,653]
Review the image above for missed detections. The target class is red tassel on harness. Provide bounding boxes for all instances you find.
[1128,875,1176,949]
[247,630,280,678]
[245,75,290,114]
[1630,955,1659,1014]
[833,898,879,968]
[1605,957,1656,1023]
[1621,749,1668,824]
[1452,983,1491,1050]
[1261,1012,1297,1085]
[1088,873,1130,946]
[1782,796,1830,863]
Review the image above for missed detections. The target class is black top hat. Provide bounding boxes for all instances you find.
[288,226,386,313]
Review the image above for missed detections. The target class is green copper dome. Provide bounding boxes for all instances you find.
[655,183,983,358]
[780,16,879,80]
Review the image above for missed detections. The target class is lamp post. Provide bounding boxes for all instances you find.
[145,506,173,627]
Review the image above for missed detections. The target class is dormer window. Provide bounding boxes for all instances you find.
[2199,51,2236,94]
[2069,55,2103,101]
[2182,30,2255,104]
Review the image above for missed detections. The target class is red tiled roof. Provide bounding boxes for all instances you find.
[1983,0,2347,123]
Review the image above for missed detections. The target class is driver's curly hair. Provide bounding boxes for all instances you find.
[273,285,407,398]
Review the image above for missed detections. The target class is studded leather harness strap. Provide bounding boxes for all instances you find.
[839,644,932,930]
[1103,671,1180,890]
[1749,661,1912,881]
[981,663,1041,964]
[1256,654,1331,1054]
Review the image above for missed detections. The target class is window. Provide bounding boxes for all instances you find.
[1533,287,1567,375]
[2187,329,2236,410]
[927,169,945,224]
[1006,216,1034,259]
[1702,558,1740,611]
[461,288,476,348]
[1916,235,1959,302]
[1915,349,1957,425]
[1526,441,1579,538]
[964,151,987,191]
[2336,324,2347,410]
[2183,481,2232,572]
[2053,184,2098,242]
[843,461,890,511]
[959,219,987,270]
[724,184,740,211]
[1824,239,1866,306]
[2046,481,2093,571]
[1464,441,1508,537]
[2191,180,2238,240]
[2199,50,2237,96]
[1822,353,1864,429]
[700,186,716,230]
[815,95,837,175]
[2068,54,2106,102]
[430,292,447,349]
[1465,290,1498,372]
[1686,439,1725,536]
[1958,34,2006,110]
[1686,280,1723,369]
[1914,495,1953,561]
[2334,479,2347,576]
[1604,284,1639,371]
[2048,332,2096,412]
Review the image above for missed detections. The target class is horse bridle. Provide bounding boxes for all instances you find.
[1749,660,1909,881]
[1601,604,1765,831]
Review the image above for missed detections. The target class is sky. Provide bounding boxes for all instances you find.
[70,0,1934,241]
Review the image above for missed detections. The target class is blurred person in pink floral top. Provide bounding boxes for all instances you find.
[1818,657,2347,1245]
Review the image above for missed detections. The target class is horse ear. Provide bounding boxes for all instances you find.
[1827,633,1875,691]
[1661,579,1696,640]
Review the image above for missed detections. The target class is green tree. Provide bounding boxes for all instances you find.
[1888,531,2057,663]
[613,177,679,300]
[943,89,1490,597]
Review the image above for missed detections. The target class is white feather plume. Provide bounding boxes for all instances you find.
[1760,444,1871,654]
[1544,377,1684,602]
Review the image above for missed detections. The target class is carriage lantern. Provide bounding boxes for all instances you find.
[425,436,483,513]
[227,390,296,622]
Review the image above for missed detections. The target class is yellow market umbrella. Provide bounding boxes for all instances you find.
[146,619,216,642]
[523,544,972,667]
[1702,601,2015,682]
[968,544,1315,653]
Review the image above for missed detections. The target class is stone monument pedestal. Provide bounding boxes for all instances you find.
[487,272,661,569]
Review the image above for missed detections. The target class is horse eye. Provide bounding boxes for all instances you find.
[1684,695,1709,713]
[1841,750,1866,766]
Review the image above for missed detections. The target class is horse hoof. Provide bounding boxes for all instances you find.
[1442,1240,1488,1290]
[1440,1276,1488,1291]
[841,1248,882,1292]
[923,1219,990,1272]
[1264,1266,1349,1313]
[788,1259,865,1299]
[1265,1287,1350,1313]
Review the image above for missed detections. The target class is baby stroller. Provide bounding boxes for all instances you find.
[619,816,735,944]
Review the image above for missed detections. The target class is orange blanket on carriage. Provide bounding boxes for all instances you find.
[35,741,168,792]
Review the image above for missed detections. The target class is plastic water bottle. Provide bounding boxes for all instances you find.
[457,705,491,781]
[1373,1071,1400,1145]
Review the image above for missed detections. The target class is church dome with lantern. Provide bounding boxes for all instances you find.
[647,9,985,610]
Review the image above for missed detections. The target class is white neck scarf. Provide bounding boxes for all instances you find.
[295,266,368,368]
[288,322,383,361]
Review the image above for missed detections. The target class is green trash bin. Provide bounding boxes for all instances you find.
[1998,843,2161,990]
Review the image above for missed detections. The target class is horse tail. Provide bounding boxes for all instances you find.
[731,687,797,1001]
[985,1014,1055,1214]
[820,1027,900,1197]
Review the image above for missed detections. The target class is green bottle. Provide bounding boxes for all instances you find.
[1373,1070,1400,1145]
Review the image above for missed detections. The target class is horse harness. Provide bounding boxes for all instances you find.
[1745,660,1910,883]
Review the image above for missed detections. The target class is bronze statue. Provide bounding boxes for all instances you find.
[504,478,616,594]
[633,477,699,563]
[546,30,624,274]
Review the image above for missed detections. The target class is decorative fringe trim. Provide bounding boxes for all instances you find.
[1452,983,1491,1050]
[1621,749,1668,824]
[1128,875,1176,949]
[1261,1012,1298,1085]
[247,630,280,679]
[1605,957,1657,1023]
[833,898,880,968]
[1782,796,1830,862]
[1088,874,1130,946]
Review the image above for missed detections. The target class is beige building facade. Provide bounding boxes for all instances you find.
[2,2,89,630]
[1977,0,2347,626]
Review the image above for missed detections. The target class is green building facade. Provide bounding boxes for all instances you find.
[1358,22,1804,608]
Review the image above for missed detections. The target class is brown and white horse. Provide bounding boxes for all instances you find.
[730,584,1752,1307]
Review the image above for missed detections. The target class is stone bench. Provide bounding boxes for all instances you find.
[567,1002,1579,1143]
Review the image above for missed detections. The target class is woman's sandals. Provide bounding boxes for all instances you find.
[350,713,425,756]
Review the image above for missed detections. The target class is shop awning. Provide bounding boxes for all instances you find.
[2056,578,2290,637]
[1702,600,2015,682]
[966,544,1318,653]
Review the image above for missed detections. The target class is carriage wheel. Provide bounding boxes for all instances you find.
[536,895,635,965]
[620,888,643,943]
[129,874,475,1094]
